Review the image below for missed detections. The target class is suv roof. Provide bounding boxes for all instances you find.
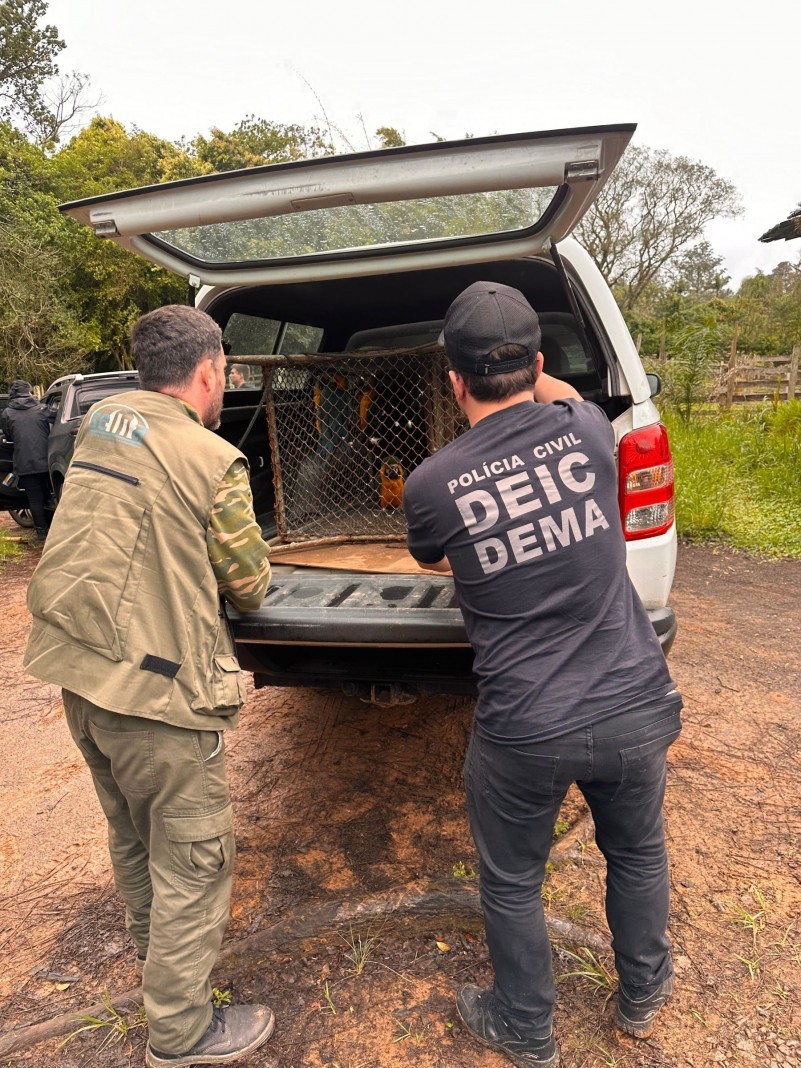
[47,370,138,392]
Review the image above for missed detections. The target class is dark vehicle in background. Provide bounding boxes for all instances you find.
[1,371,269,526]
[41,371,141,500]
[1,373,141,526]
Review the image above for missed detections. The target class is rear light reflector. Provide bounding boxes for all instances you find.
[625,499,675,534]
[625,460,674,493]
[618,423,675,541]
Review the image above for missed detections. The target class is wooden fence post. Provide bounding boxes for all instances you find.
[721,332,739,410]
[789,344,799,402]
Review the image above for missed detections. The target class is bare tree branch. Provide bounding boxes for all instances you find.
[576,145,742,311]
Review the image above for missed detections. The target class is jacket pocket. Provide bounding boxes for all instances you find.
[212,653,245,711]
[29,485,154,661]
[163,804,235,888]
[190,621,245,715]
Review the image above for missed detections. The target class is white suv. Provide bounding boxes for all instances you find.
[61,124,676,701]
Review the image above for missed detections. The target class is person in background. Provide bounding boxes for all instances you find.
[403,281,682,1067]
[0,380,54,543]
[24,306,275,1068]
[228,364,248,389]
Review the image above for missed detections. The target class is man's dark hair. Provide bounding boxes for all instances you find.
[131,306,222,391]
[451,344,538,402]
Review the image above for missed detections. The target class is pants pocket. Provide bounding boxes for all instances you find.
[163,804,235,888]
[616,719,682,801]
[92,725,158,796]
[473,734,562,819]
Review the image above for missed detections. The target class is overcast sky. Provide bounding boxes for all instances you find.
[47,0,800,287]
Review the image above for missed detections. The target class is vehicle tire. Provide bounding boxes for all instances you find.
[9,507,34,528]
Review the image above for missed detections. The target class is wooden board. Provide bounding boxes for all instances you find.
[270,541,429,574]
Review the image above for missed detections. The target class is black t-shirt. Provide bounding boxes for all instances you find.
[404,399,674,742]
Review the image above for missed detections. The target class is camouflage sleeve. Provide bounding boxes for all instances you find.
[207,459,272,612]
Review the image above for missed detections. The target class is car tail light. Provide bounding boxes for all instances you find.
[618,423,675,540]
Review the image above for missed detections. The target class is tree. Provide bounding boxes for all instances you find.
[576,145,741,311]
[0,0,92,143]
[186,115,331,174]
[665,240,730,304]
[48,118,196,366]
[0,220,91,387]
[0,0,61,133]
[375,126,405,149]
[731,261,801,353]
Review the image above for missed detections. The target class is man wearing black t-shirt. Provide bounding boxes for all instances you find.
[404,282,682,1067]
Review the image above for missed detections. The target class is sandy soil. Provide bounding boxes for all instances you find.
[0,516,799,1068]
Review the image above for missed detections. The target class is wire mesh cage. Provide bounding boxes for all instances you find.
[251,346,466,546]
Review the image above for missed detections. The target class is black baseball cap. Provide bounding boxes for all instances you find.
[439,281,541,376]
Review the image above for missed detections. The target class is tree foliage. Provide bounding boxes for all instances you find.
[658,317,720,422]
[577,145,741,311]
[729,261,801,353]
[0,9,796,392]
[0,0,61,134]
[0,113,338,387]
[0,0,92,143]
[185,115,332,174]
[0,220,89,385]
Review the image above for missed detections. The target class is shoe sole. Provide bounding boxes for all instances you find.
[145,1009,275,1067]
[456,999,559,1067]
[616,976,674,1039]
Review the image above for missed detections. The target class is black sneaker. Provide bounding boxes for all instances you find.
[616,972,674,1038]
[145,1003,275,1066]
[456,985,559,1067]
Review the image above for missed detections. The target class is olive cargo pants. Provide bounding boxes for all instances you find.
[63,691,235,1053]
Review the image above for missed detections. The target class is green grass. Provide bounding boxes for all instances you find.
[663,401,801,557]
[0,528,23,562]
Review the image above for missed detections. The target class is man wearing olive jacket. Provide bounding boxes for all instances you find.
[24,306,275,1068]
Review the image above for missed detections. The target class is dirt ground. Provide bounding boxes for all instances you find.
[0,515,799,1068]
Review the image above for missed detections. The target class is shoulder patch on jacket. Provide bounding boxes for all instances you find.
[87,404,149,447]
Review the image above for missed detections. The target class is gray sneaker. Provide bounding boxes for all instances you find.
[145,1003,275,1066]
[616,972,674,1038]
[456,985,559,1066]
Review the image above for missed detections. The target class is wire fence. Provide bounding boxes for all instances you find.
[245,346,466,546]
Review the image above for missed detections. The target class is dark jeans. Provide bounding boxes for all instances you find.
[464,693,683,1036]
[17,471,51,531]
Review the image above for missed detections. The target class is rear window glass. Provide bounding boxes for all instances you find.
[280,323,323,354]
[540,323,595,376]
[151,187,559,265]
[71,382,138,418]
[223,312,281,355]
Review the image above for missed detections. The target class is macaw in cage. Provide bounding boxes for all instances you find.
[379,457,405,509]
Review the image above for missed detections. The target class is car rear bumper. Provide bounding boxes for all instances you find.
[231,572,678,693]
[648,606,677,656]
